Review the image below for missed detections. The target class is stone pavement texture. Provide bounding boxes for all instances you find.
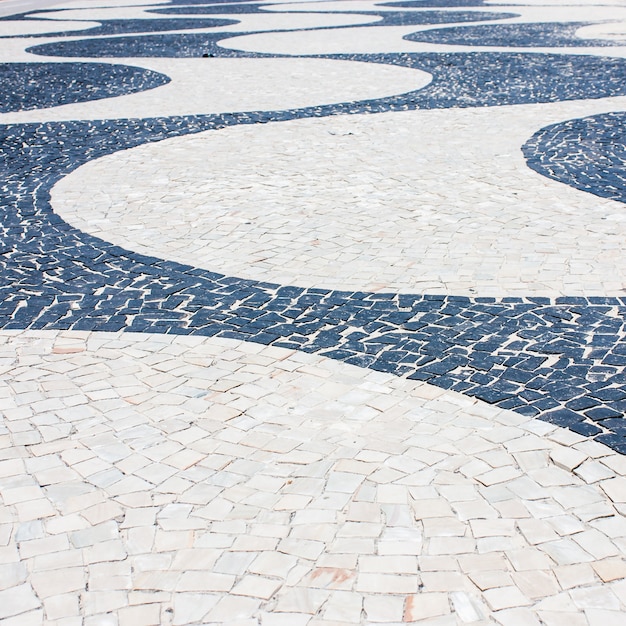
[1,0,626,623]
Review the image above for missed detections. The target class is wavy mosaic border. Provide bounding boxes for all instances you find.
[0,62,170,112]
[2,5,626,453]
[523,111,626,204]
[404,22,618,48]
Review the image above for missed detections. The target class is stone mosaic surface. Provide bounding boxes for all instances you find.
[403,22,617,48]
[383,0,489,6]
[1,330,626,625]
[2,17,240,38]
[150,5,517,27]
[523,111,626,204]
[0,62,169,113]
[48,104,626,296]
[4,47,626,450]
[1,0,626,621]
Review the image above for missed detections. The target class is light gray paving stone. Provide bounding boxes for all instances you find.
[517,519,560,544]
[0,583,41,619]
[470,519,516,538]
[402,593,450,621]
[483,586,532,611]
[584,609,626,626]
[360,555,417,575]
[538,612,587,626]
[572,529,621,559]
[541,539,596,565]
[511,570,560,599]
[493,607,542,626]
[0,562,27,591]
[43,594,81,621]
[117,603,161,626]
[231,574,282,600]
[570,584,622,610]
[30,567,85,598]
[419,558,459,577]
[574,461,615,484]
[205,595,261,622]
[423,518,467,538]
[421,571,470,592]
[356,572,419,594]
[505,548,555,572]
[363,595,404,622]
[468,570,514,592]
[171,593,219,626]
[546,515,587,537]
[590,515,626,538]
[450,591,487,623]
[83,615,118,626]
[378,526,422,556]
[0,608,44,626]
[601,478,626,504]
[428,537,476,556]
[262,613,312,626]
[592,558,626,582]
[18,534,70,559]
[323,591,363,624]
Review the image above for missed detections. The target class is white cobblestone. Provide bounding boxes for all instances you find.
[1,330,624,622]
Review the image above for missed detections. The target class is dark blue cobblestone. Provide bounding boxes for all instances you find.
[27,46,625,113]
[0,62,169,113]
[149,3,272,14]
[523,112,626,204]
[383,0,489,6]
[19,5,514,55]
[404,22,617,47]
[3,17,239,37]
[149,5,516,27]
[26,35,626,112]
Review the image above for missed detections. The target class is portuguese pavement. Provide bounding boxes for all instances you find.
[2,0,626,623]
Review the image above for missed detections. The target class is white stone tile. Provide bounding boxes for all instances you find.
[231,575,282,600]
[511,571,560,599]
[492,607,542,626]
[600,478,626,504]
[425,571,474,592]
[261,613,312,626]
[43,594,81,621]
[592,558,626,582]
[176,571,235,592]
[274,587,329,615]
[0,608,44,626]
[363,595,404,622]
[449,591,486,623]
[570,585,622,610]
[0,583,41,619]
[537,612,587,626]
[483,587,532,611]
[402,593,450,621]
[572,529,620,560]
[30,567,85,598]
[205,596,261,622]
[171,593,219,626]
[359,556,417,575]
[355,573,418,594]
[117,603,161,626]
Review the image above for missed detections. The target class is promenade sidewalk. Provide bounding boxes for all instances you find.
[1,0,626,624]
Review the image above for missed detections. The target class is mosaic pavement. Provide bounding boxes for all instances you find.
[2,0,626,623]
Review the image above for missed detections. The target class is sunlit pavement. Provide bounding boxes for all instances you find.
[2,0,626,623]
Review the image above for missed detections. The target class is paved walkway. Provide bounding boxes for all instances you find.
[1,0,626,624]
